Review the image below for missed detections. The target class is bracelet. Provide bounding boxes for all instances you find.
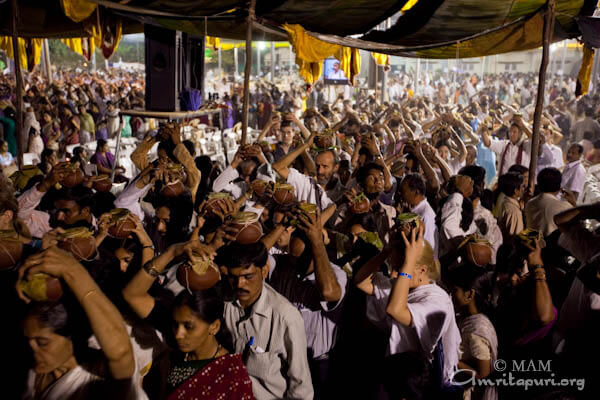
[531,264,544,270]
[399,272,412,280]
[535,278,547,282]
[142,245,155,251]
[143,261,161,278]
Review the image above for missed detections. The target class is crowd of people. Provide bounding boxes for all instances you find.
[0,67,599,400]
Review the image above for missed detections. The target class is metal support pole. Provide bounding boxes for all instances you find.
[11,0,23,165]
[270,42,275,80]
[416,58,421,95]
[560,40,567,75]
[234,47,239,78]
[528,0,555,195]
[241,0,256,145]
[256,44,261,77]
[218,45,222,74]
[43,39,52,83]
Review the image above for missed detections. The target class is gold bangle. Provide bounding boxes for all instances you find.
[82,289,97,301]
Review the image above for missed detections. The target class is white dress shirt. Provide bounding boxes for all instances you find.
[561,160,586,195]
[412,198,438,259]
[488,138,531,176]
[440,192,477,256]
[286,168,334,210]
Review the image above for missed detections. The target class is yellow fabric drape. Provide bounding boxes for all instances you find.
[401,0,419,11]
[61,37,95,61]
[206,36,221,50]
[0,37,42,71]
[283,24,361,84]
[61,0,97,23]
[61,38,83,56]
[371,52,389,66]
[576,44,594,96]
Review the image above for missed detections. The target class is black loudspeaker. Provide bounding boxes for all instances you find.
[145,25,182,112]
[144,26,205,112]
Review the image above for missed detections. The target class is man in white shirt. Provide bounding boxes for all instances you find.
[562,143,586,199]
[329,62,346,80]
[482,118,532,176]
[525,168,573,237]
[212,145,274,199]
[398,173,438,258]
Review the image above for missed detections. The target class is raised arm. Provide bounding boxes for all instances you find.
[297,208,342,302]
[273,132,316,180]
[17,247,135,380]
[386,225,425,326]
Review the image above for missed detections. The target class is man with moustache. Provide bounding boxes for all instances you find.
[273,133,345,209]
[217,241,314,400]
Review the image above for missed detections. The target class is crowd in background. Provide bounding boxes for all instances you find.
[0,67,599,400]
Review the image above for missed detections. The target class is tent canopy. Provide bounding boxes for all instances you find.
[0,0,597,58]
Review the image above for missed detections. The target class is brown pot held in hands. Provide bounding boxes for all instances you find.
[350,193,370,215]
[272,183,295,206]
[61,164,84,188]
[19,273,63,302]
[230,212,263,244]
[315,133,335,149]
[458,235,493,267]
[0,230,24,270]
[93,175,113,192]
[205,192,233,215]
[250,179,270,199]
[107,208,136,238]
[161,180,185,198]
[176,258,220,292]
[57,227,97,261]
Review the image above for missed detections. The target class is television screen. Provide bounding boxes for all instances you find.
[323,58,349,85]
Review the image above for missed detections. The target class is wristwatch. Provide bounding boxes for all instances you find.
[143,261,161,278]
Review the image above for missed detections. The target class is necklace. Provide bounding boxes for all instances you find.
[185,343,221,362]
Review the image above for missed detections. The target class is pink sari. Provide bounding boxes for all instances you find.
[168,354,254,400]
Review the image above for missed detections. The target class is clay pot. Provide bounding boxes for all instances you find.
[57,227,97,261]
[230,212,263,244]
[0,230,23,270]
[61,165,84,188]
[350,193,370,214]
[251,179,270,199]
[19,273,63,302]
[205,192,233,215]
[272,183,295,205]
[161,180,185,198]
[315,134,334,149]
[93,175,113,192]
[107,208,136,238]
[176,258,220,291]
[458,235,493,267]
[463,241,493,267]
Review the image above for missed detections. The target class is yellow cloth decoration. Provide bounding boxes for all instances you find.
[0,37,42,71]
[61,38,83,56]
[576,44,594,96]
[371,52,388,66]
[206,36,221,50]
[401,0,419,11]
[61,0,97,23]
[283,24,361,84]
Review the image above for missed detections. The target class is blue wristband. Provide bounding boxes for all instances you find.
[399,272,412,280]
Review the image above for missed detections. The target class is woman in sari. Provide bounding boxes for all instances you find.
[17,246,139,400]
[90,139,127,183]
[122,239,254,400]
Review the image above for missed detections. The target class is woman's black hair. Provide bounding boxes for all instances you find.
[173,289,233,352]
[446,264,494,315]
[25,302,72,338]
[96,139,107,152]
[347,212,379,233]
